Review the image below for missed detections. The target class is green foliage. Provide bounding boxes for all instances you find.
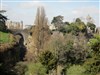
[42,33,75,75]
[0,31,12,43]
[84,34,100,75]
[88,34,100,52]
[75,18,81,22]
[60,18,87,35]
[84,58,100,75]
[51,17,87,35]
[64,33,88,65]
[51,15,64,30]
[25,62,46,75]
[67,65,88,75]
[0,14,7,31]
[43,33,88,67]
[46,33,74,65]
[66,22,79,35]
[73,18,86,32]
[59,22,70,34]
[58,26,67,34]
[39,50,57,73]
[0,21,7,31]
[87,22,96,33]
[0,31,14,43]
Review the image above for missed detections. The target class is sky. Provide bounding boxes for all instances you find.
[0,0,100,27]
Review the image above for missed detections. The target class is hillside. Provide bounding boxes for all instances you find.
[0,31,14,43]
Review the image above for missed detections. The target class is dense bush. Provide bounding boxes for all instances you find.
[66,65,88,75]
[25,62,46,75]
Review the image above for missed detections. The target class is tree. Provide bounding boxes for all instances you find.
[42,32,64,75]
[87,22,96,33]
[0,11,7,31]
[84,34,100,75]
[42,32,88,75]
[75,18,86,32]
[86,15,96,33]
[39,50,57,74]
[25,62,46,75]
[66,22,79,35]
[43,32,75,75]
[64,18,87,35]
[32,6,51,52]
[76,18,81,22]
[51,15,64,30]
[25,7,51,61]
[0,10,7,23]
[88,34,100,52]
[71,33,88,64]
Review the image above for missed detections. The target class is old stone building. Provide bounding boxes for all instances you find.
[6,21,23,29]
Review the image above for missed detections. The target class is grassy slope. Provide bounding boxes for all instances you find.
[0,31,14,44]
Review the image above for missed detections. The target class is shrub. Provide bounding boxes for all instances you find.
[25,62,46,75]
[66,65,88,75]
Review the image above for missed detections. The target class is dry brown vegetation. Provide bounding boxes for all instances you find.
[0,34,21,52]
[25,7,51,61]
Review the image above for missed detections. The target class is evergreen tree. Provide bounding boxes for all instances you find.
[0,10,7,31]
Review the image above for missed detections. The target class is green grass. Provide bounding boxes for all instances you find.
[0,31,14,44]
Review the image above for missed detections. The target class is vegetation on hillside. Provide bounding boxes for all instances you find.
[0,31,14,43]
[0,12,15,51]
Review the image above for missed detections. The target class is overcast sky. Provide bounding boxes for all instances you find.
[0,0,100,27]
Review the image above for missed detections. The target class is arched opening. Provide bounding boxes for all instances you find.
[15,33,24,44]
[14,33,26,61]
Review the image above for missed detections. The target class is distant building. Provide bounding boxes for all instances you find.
[49,24,56,30]
[6,21,23,29]
[24,25,33,29]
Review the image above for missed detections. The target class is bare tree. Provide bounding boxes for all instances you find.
[32,6,51,55]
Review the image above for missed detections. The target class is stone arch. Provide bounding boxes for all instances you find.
[15,33,24,44]
[14,32,26,60]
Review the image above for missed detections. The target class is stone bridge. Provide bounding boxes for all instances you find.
[10,29,30,45]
